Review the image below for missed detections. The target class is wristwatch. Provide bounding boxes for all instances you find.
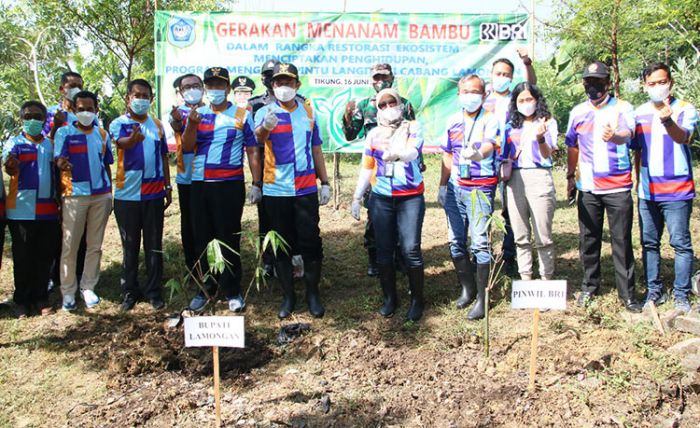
[253,181,262,188]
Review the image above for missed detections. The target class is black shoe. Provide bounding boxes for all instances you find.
[378,264,397,317]
[263,263,275,278]
[150,296,165,310]
[576,291,593,307]
[276,259,296,319]
[453,255,476,309]
[467,263,490,320]
[304,260,325,318]
[121,293,138,312]
[622,298,642,313]
[406,266,425,321]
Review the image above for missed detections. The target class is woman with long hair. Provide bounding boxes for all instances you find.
[502,82,558,280]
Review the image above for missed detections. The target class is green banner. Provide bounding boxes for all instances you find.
[155,11,529,152]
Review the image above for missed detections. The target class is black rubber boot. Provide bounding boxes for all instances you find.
[276,258,296,319]
[378,264,398,317]
[467,263,490,320]
[453,255,476,309]
[304,260,325,318]
[406,266,425,321]
[367,248,379,277]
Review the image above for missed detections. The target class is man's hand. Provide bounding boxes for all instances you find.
[53,110,66,128]
[351,198,361,220]
[56,156,73,171]
[248,185,262,205]
[437,185,447,207]
[164,187,172,210]
[382,148,399,162]
[461,146,483,162]
[601,122,615,142]
[187,108,202,126]
[121,125,145,150]
[170,105,183,132]
[262,110,279,131]
[516,47,530,61]
[344,100,357,123]
[319,184,332,206]
[567,177,576,197]
[657,100,673,122]
[4,154,19,176]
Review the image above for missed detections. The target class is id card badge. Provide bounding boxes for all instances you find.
[459,163,471,179]
[385,161,395,178]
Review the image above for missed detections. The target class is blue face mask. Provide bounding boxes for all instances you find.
[206,89,227,105]
[491,76,512,93]
[23,119,44,136]
[459,93,484,113]
[130,98,151,115]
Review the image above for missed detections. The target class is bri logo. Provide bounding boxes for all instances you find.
[167,16,196,48]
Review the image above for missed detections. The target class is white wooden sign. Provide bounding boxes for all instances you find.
[184,316,245,348]
[511,280,567,310]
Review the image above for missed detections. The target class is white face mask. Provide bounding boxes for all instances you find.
[517,102,537,117]
[492,76,512,93]
[646,84,671,103]
[377,106,403,126]
[459,93,483,113]
[76,111,96,127]
[66,87,81,102]
[182,88,203,105]
[273,86,297,102]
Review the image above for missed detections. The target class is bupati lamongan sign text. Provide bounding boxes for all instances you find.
[155,11,529,152]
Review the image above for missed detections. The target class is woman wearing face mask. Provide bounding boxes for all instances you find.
[350,88,426,321]
[3,101,60,318]
[438,74,499,321]
[501,83,557,281]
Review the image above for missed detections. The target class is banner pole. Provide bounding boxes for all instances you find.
[213,346,221,427]
[530,0,536,60]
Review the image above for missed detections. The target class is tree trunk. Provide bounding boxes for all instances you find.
[610,0,621,98]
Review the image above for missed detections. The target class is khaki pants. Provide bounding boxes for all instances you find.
[506,168,556,280]
[60,193,112,296]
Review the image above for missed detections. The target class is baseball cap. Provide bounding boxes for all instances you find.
[272,63,299,80]
[232,76,256,92]
[582,61,610,78]
[261,59,280,75]
[371,63,393,77]
[203,67,230,84]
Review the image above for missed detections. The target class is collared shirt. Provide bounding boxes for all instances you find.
[173,105,194,185]
[255,100,323,197]
[342,94,415,142]
[442,108,500,191]
[110,114,169,201]
[502,120,558,169]
[632,97,698,201]
[362,121,424,197]
[43,104,77,137]
[565,96,634,194]
[191,102,257,182]
[54,122,113,197]
[2,134,58,220]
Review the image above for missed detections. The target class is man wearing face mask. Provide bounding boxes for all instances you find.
[342,63,416,278]
[632,62,698,313]
[53,91,113,312]
[565,61,641,313]
[3,101,60,318]
[483,48,537,276]
[110,79,172,311]
[438,74,499,321]
[169,73,205,276]
[182,67,262,313]
[232,76,255,110]
[254,62,331,319]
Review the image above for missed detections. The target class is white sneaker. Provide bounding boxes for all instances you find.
[62,295,76,312]
[81,289,101,308]
[228,295,246,312]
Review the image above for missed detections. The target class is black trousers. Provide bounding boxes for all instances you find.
[178,184,197,272]
[9,220,59,306]
[114,198,164,300]
[191,180,244,299]
[578,190,635,299]
[263,193,323,264]
[0,219,5,270]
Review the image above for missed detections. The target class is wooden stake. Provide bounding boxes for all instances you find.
[647,301,665,335]
[213,346,221,427]
[528,309,540,392]
[333,153,340,209]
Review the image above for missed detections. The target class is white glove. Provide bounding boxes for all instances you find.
[262,110,279,131]
[382,149,400,162]
[397,147,419,162]
[461,146,483,162]
[319,184,332,206]
[351,198,361,220]
[248,185,262,204]
[437,185,447,207]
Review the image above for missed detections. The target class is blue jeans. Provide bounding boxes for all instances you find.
[638,199,693,301]
[368,193,425,268]
[444,181,494,265]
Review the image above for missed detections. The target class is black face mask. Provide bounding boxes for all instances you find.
[584,82,607,100]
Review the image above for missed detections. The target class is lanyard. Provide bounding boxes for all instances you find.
[462,107,482,150]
